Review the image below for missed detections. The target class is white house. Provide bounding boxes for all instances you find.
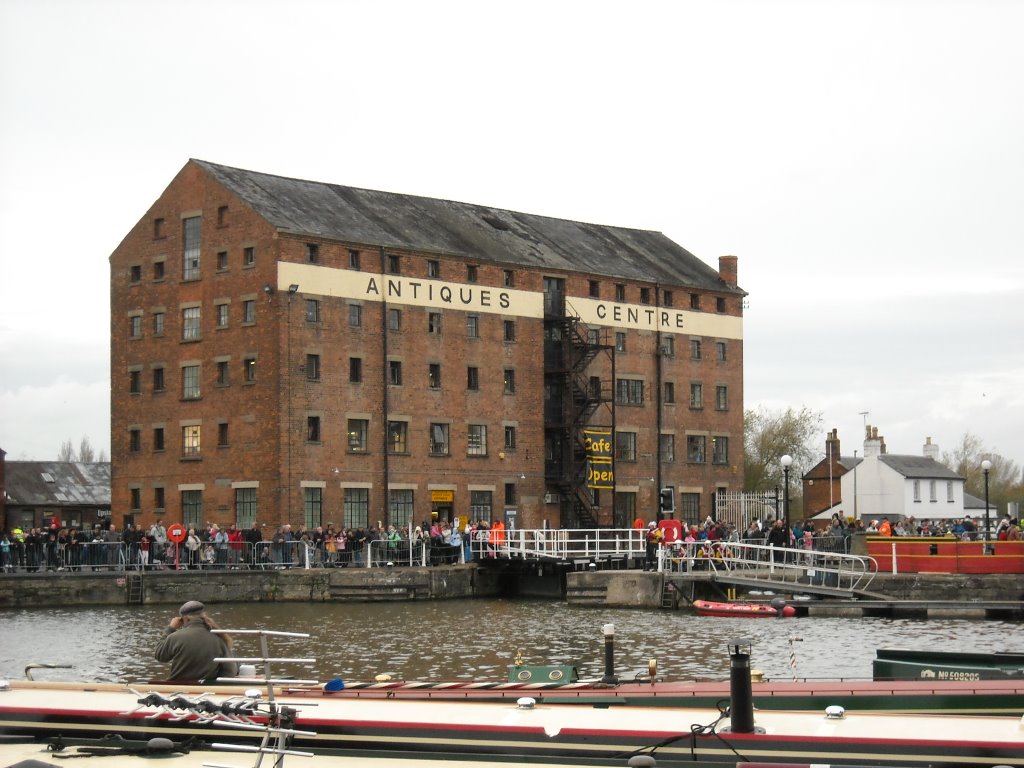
[829,428,967,522]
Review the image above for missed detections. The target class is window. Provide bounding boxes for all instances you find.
[690,339,702,360]
[348,304,362,327]
[503,368,515,394]
[640,287,650,304]
[713,436,729,464]
[614,492,637,529]
[217,251,228,271]
[715,385,728,410]
[348,249,360,269]
[305,299,320,323]
[467,366,479,390]
[467,265,478,283]
[242,299,255,324]
[660,433,675,462]
[389,489,414,529]
[913,480,921,502]
[716,341,727,361]
[216,303,229,328]
[235,488,257,529]
[589,375,601,398]
[347,419,368,452]
[182,306,201,340]
[307,416,321,442]
[388,360,403,385]
[217,422,229,447]
[504,425,517,450]
[946,481,954,502]
[243,246,255,266]
[154,486,165,510]
[427,259,440,278]
[615,378,644,405]
[216,360,229,386]
[615,284,625,302]
[503,320,516,342]
[680,492,700,523]
[153,312,165,336]
[217,205,228,226]
[504,482,517,506]
[616,431,637,462]
[153,427,165,451]
[587,328,599,345]
[687,435,706,463]
[663,290,673,307]
[661,336,674,357]
[428,312,442,334]
[304,487,323,528]
[243,356,256,383]
[182,216,201,280]
[690,293,700,310]
[349,357,362,383]
[152,366,165,392]
[503,269,514,287]
[344,487,370,529]
[589,280,600,298]
[153,217,165,238]
[182,425,201,457]
[129,368,141,394]
[388,308,402,331]
[468,424,487,456]
[929,479,937,502]
[130,487,141,509]
[689,382,703,409]
[182,365,201,400]
[129,264,141,282]
[470,490,493,520]
[716,296,726,313]
[306,354,321,381]
[663,381,675,404]
[129,428,141,453]
[387,254,400,273]
[466,315,479,338]
[428,362,441,389]
[615,332,626,352]
[387,421,408,453]
[306,243,319,263]
[129,315,142,338]
[430,423,450,455]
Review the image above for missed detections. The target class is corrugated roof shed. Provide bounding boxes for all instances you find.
[195,160,743,293]
[4,462,111,507]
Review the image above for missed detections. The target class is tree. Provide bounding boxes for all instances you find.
[57,440,75,462]
[941,433,1022,518]
[743,406,823,499]
[78,436,96,463]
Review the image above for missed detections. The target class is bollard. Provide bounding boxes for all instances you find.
[726,639,759,734]
[600,623,618,684]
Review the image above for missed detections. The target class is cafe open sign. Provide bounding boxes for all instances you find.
[583,428,614,490]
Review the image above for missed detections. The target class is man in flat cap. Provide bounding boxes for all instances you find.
[154,601,238,682]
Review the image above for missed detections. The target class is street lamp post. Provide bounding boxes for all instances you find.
[780,454,793,530]
[982,459,992,554]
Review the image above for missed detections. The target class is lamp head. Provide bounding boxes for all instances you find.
[780,454,793,468]
[981,459,992,473]
[288,284,299,294]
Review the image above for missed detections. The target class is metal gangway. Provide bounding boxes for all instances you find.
[495,527,647,568]
[664,540,881,598]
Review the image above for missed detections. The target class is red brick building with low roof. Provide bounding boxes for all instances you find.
[109,160,746,533]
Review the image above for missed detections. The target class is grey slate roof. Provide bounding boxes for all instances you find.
[4,462,111,507]
[194,160,742,293]
[878,454,963,480]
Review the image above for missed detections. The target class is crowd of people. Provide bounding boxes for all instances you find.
[0,517,512,573]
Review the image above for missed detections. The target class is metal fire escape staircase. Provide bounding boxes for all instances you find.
[549,315,614,528]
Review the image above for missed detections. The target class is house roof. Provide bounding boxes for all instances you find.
[194,160,743,293]
[878,454,963,480]
[4,462,111,507]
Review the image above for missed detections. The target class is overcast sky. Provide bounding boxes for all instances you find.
[1,0,1021,470]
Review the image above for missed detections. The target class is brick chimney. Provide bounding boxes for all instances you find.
[923,436,939,461]
[863,425,886,457]
[825,428,841,461]
[718,255,738,288]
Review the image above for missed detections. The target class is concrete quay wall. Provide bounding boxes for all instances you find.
[0,565,503,610]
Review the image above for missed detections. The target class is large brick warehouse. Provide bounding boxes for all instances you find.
[110,160,746,534]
